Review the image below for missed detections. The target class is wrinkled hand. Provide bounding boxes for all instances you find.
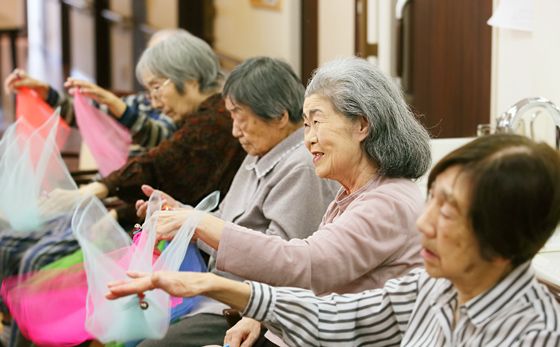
[135,185,181,219]
[64,78,127,117]
[3,68,50,99]
[152,209,193,242]
[106,270,210,300]
[38,188,80,218]
[224,317,263,347]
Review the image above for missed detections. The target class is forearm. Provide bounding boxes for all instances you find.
[195,213,225,250]
[202,273,251,311]
[106,97,127,119]
[79,181,109,199]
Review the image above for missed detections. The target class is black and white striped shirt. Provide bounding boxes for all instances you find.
[244,262,560,346]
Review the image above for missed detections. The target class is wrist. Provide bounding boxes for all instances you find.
[108,98,127,119]
[38,83,50,100]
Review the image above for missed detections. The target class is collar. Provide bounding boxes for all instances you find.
[244,127,305,179]
[463,261,534,326]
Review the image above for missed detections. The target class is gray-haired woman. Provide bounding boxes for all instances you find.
[42,32,245,223]
[139,56,431,347]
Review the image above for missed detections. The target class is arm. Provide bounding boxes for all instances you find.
[107,270,423,347]
[106,271,251,311]
[216,183,421,294]
[64,78,127,117]
[3,68,75,124]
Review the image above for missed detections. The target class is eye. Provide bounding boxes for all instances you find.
[314,120,319,125]
[304,122,310,128]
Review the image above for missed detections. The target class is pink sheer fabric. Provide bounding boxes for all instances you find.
[15,87,70,150]
[1,191,218,345]
[72,92,132,176]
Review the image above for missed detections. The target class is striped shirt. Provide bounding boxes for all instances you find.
[244,262,560,346]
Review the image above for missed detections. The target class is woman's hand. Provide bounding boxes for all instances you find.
[152,210,192,242]
[64,78,127,118]
[3,68,50,99]
[38,188,81,218]
[106,271,212,299]
[224,317,263,347]
[135,185,182,218]
[106,271,252,312]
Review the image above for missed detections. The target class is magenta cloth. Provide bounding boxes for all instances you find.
[15,87,71,150]
[72,92,132,176]
[0,235,166,346]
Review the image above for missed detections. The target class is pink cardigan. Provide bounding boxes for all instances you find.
[216,175,424,295]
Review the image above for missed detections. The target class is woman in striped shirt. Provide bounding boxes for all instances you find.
[108,133,560,346]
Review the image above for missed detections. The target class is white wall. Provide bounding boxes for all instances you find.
[213,0,301,75]
[317,0,354,66]
[491,0,560,144]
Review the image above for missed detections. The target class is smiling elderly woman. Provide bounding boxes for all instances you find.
[143,56,431,346]
[108,134,560,346]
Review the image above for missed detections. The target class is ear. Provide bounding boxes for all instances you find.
[184,80,200,91]
[356,115,370,142]
[277,111,291,128]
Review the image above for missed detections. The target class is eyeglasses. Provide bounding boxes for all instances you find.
[150,78,171,100]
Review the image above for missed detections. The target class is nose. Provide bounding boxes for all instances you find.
[304,127,318,148]
[416,198,437,239]
[150,95,163,109]
[231,119,242,138]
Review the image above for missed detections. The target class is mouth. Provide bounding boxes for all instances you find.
[420,247,438,261]
[311,151,324,163]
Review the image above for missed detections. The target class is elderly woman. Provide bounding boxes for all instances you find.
[3,28,188,152]
[0,32,245,345]
[138,56,431,346]
[131,57,340,347]
[41,31,246,223]
[108,134,560,346]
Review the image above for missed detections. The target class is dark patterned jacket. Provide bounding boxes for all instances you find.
[100,93,246,221]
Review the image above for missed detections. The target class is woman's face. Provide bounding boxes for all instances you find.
[142,69,203,122]
[225,96,290,157]
[303,94,367,183]
[416,165,493,284]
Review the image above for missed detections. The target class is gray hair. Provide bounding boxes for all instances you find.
[306,56,431,179]
[222,57,305,124]
[136,32,224,94]
[147,28,189,47]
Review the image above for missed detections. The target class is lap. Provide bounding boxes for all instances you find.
[137,313,229,347]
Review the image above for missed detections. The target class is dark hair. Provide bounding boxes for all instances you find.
[222,57,305,124]
[428,134,560,267]
[306,56,431,179]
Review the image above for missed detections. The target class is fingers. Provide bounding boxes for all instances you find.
[136,199,148,218]
[141,185,156,197]
[105,272,154,300]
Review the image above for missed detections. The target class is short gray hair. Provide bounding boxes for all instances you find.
[223,57,305,124]
[147,28,189,47]
[136,32,224,94]
[306,56,431,179]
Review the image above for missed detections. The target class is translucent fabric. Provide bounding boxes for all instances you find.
[73,92,132,176]
[1,191,217,346]
[0,114,78,232]
[15,87,71,150]
[74,190,218,343]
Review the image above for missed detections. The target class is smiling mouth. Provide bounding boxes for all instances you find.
[312,152,324,163]
[421,247,438,260]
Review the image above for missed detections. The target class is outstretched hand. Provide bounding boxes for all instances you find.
[64,78,127,117]
[106,270,210,300]
[3,68,50,99]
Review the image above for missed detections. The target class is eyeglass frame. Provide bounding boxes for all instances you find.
[149,78,172,100]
